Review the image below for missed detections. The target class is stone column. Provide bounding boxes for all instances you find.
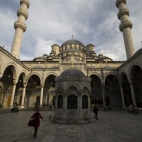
[9,82,17,108]
[78,92,82,119]
[11,0,30,59]
[63,95,67,109]
[63,93,67,119]
[120,84,125,107]
[40,86,44,107]
[20,84,27,108]
[101,84,106,109]
[116,0,135,59]
[129,82,137,106]
[0,93,3,104]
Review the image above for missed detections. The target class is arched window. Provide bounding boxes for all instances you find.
[58,95,63,108]
[82,95,88,109]
[67,95,77,109]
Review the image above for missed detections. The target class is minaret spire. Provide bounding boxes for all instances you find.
[11,0,30,59]
[72,34,74,39]
[116,0,135,59]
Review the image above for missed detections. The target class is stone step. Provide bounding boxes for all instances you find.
[0,109,11,114]
[20,107,55,111]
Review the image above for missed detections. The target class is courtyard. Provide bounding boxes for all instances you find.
[0,110,142,142]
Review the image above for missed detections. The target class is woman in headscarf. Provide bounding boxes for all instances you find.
[31,109,43,138]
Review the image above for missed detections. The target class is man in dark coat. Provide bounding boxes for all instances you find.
[31,109,43,138]
[93,106,98,120]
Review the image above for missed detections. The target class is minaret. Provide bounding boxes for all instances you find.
[11,0,30,59]
[116,0,135,59]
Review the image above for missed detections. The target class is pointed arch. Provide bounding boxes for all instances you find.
[104,72,119,84]
[43,72,58,84]
[66,83,80,90]
[128,63,142,81]
[89,72,102,83]
[2,62,18,80]
[26,72,42,84]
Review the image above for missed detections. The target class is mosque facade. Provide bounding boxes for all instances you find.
[0,0,142,110]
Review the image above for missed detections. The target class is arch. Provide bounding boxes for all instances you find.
[104,72,119,84]
[128,63,142,81]
[2,64,17,81]
[89,72,102,83]
[26,72,42,84]
[56,84,64,91]
[43,72,58,84]
[18,71,27,83]
[82,85,90,92]
[66,83,80,91]
[120,71,129,83]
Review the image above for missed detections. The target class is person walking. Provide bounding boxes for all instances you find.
[49,105,52,110]
[31,109,43,138]
[93,106,98,120]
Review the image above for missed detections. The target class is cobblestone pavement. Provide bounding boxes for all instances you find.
[0,110,142,142]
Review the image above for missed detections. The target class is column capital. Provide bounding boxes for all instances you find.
[13,80,18,85]
[23,83,27,88]
[101,84,105,88]
[119,83,123,88]
[128,80,133,85]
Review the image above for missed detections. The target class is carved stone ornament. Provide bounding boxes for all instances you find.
[20,0,30,8]
[116,0,126,8]
[119,21,132,32]
[14,21,27,32]
[117,8,129,20]
[17,9,29,20]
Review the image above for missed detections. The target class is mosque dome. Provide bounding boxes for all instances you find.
[60,68,85,77]
[61,39,84,46]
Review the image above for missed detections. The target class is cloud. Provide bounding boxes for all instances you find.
[0,0,142,61]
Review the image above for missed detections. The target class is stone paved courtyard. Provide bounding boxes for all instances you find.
[0,110,142,142]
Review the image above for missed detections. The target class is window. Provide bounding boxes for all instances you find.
[58,95,63,108]
[67,95,77,109]
[82,95,88,109]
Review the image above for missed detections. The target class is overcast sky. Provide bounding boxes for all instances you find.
[0,0,142,61]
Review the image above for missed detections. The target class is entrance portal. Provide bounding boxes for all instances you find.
[36,96,40,106]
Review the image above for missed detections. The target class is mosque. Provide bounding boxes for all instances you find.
[0,0,142,111]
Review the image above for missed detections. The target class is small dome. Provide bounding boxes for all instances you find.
[61,39,84,46]
[60,68,85,77]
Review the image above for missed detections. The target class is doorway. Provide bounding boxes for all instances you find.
[36,96,40,106]
[19,96,22,105]
[106,97,110,106]
[7,95,11,106]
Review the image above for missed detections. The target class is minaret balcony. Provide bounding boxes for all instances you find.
[20,0,30,8]
[17,9,29,20]
[116,0,126,8]
[117,8,129,20]
[119,21,132,32]
[14,21,27,32]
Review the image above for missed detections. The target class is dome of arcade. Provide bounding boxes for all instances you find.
[60,68,85,77]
